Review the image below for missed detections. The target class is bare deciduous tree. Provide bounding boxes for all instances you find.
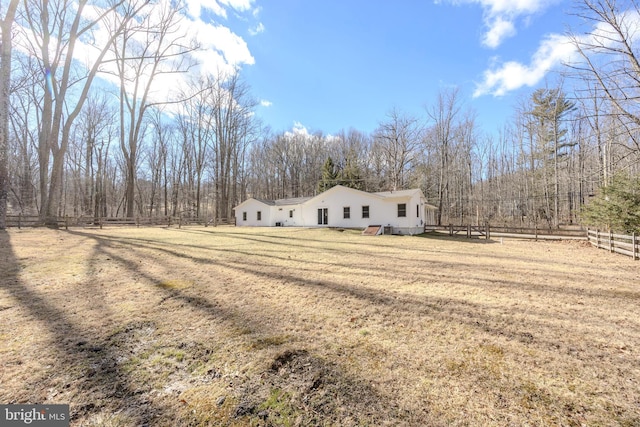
[17,0,149,224]
[374,107,423,192]
[569,0,640,156]
[425,88,463,225]
[0,0,20,229]
[107,0,198,218]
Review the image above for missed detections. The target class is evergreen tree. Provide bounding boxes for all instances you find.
[339,151,363,190]
[529,87,576,226]
[318,157,338,193]
[581,173,640,233]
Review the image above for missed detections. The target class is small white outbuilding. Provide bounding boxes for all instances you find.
[234,185,437,235]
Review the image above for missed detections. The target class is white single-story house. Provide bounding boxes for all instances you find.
[234,185,437,235]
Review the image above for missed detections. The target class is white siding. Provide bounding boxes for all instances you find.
[382,192,427,235]
[234,199,272,226]
[301,187,383,228]
[271,204,304,227]
[234,186,437,234]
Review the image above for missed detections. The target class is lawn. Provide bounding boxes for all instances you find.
[1,226,639,426]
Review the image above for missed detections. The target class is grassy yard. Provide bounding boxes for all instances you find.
[0,226,639,426]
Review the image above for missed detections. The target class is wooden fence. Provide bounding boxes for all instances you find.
[425,224,587,240]
[587,229,640,260]
[5,215,235,229]
[425,224,491,239]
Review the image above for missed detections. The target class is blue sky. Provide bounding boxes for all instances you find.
[179,0,580,136]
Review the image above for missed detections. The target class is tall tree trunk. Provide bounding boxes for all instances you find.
[554,130,559,227]
[84,134,94,216]
[0,0,20,229]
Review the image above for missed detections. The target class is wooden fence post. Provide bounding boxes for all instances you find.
[485,222,490,240]
[65,215,69,230]
[466,224,471,238]
[609,230,613,252]
[18,214,21,229]
[449,224,453,236]
[634,232,638,261]
[179,216,182,229]
[596,229,600,248]
[100,217,103,230]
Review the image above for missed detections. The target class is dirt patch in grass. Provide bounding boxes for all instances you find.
[1,226,639,426]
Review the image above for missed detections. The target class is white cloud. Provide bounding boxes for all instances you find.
[474,33,575,97]
[285,121,311,138]
[67,0,253,103]
[474,6,640,97]
[219,0,254,12]
[483,16,516,48]
[260,99,272,107]
[125,1,254,101]
[185,0,225,19]
[185,0,254,19]
[477,0,546,16]
[249,22,265,36]
[187,19,255,71]
[12,0,259,118]
[479,0,557,48]
[440,0,558,48]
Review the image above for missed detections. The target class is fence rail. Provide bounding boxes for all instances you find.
[424,224,587,240]
[587,228,639,260]
[5,215,235,229]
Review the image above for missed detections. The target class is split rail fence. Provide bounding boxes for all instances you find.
[587,228,640,260]
[5,215,234,229]
[424,224,587,240]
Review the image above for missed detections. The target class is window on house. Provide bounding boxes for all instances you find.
[398,203,406,217]
[243,211,247,221]
[417,204,420,217]
[289,210,293,218]
[362,205,370,219]
[257,211,262,221]
[343,207,350,219]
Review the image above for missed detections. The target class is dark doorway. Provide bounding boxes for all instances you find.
[317,208,328,225]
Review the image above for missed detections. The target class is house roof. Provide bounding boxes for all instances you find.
[374,188,421,198]
[252,196,313,206]
[303,184,385,205]
[235,195,313,209]
[235,185,436,210]
[273,196,313,206]
[375,188,437,209]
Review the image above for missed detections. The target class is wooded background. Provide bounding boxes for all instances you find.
[1,0,640,229]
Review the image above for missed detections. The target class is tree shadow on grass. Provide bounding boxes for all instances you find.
[0,230,167,424]
[60,229,417,425]
[56,228,640,425]
[63,229,625,364]
[416,231,496,243]
[69,228,635,305]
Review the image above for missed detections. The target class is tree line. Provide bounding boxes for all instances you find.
[1,0,640,230]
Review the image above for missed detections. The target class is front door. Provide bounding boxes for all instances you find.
[317,208,328,225]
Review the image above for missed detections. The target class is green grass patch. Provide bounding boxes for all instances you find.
[258,388,299,427]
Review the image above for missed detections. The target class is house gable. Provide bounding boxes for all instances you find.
[234,198,273,226]
[303,185,385,205]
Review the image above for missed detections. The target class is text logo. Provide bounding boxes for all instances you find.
[1,405,69,426]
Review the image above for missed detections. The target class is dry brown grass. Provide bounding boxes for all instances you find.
[1,226,639,426]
